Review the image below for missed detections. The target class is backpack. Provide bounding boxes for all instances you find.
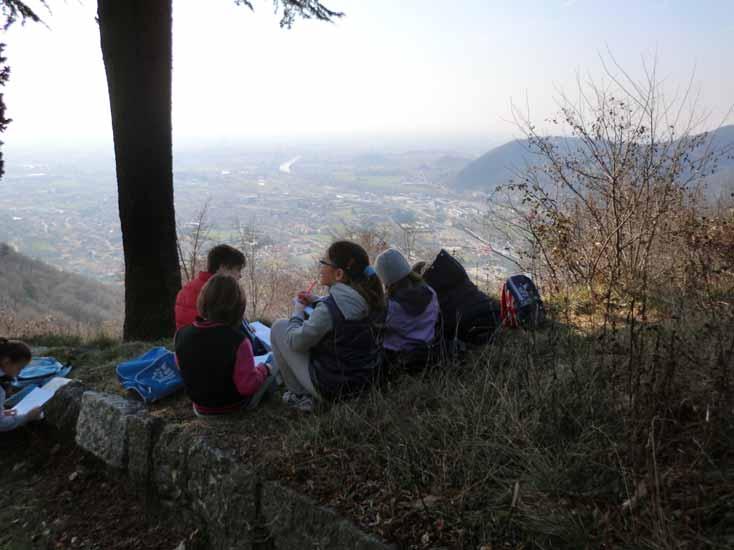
[423,249,501,345]
[500,274,546,328]
[116,347,183,403]
[11,357,72,389]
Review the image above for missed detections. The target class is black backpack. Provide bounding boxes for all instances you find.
[423,249,501,345]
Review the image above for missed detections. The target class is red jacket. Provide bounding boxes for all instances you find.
[175,271,212,331]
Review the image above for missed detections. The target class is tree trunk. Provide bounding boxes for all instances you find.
[98,0,181,341]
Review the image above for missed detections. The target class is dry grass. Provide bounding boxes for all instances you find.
[6,275,733,548]
[271,288,734,549]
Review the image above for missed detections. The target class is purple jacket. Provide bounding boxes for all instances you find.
[383,284,439,352]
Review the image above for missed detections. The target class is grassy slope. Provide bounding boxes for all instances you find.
[28,299,734,549]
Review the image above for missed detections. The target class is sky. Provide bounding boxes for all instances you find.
[3,0,734,154]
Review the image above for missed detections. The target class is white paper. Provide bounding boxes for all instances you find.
[41,377,72,393]
[254,352,272,366]
[10,377,72,416]
[250,321,271,346]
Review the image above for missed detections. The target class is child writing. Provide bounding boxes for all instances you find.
[1,338,43,431]
[375,248,439,369]
[174,274,276,417]
[271,240,385,412]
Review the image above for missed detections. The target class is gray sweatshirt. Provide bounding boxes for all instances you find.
[285,282,369,352]
[0,377,30,432]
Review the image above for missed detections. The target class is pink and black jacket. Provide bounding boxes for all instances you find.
[174,318,268,415]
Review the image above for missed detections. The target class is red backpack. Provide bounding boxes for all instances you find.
[500,275,545,328]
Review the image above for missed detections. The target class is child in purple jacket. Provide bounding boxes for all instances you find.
[375,249,439,370]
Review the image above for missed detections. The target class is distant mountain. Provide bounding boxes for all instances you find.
[454,125,734,194]
[0,244,123,330]
[454,139,535,192]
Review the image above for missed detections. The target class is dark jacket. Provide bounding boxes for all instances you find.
[175,319,268,413]
[308,295,383,399]
[423,249,500,344]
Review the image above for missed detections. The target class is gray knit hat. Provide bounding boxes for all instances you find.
[375,248,412,287]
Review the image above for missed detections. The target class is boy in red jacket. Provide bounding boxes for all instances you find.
[175,244,246,330]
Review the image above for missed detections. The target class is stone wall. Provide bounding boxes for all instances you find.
[45,382,394,550]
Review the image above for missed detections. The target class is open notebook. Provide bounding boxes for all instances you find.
[249,321,273,365]
[10,377,72,416]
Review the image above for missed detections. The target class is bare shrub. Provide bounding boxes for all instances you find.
[236,220,308,322]
[176,198,212,283]
[331,223,390,261]
[502,57,730,322]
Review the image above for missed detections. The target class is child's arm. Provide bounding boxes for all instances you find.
[232,338,269,397]
[285,301,333,352]
[0,387,31,432]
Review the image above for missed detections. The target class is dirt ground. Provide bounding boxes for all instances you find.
[0,424,199,550]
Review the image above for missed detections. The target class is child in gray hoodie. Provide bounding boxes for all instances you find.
[1,338,43,431]
[271,241,385,412]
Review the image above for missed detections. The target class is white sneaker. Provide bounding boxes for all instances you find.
[292,394,314,412]
[282,391,314,412]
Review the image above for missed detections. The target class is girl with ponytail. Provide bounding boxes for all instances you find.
[271,241,385,411]
[0,338,42,431]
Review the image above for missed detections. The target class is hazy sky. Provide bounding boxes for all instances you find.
[3,0,733,153]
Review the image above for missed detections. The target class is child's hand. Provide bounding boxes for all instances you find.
[297,292,316,305]
[26,407,43,422]
[292,297,306,316]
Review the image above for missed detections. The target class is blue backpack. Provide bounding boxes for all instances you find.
[11,357,72,389]
[116,347,183,403]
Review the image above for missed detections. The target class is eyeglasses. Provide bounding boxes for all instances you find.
[319,259,338,269]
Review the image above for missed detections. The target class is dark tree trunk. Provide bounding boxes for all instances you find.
[98,0,181,341]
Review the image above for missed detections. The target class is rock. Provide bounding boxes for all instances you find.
[45,381,86,436]
[186,438,256,549]
[75,391,143,468]
[68,471,79,482]
[127,412,162,484]
[152,424,189,502]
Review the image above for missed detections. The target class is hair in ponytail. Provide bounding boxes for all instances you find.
[327,240,385,314]
[0,338,31,364]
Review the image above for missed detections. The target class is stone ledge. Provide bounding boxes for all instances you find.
[44,380,86,437]
[75,391,144,469]
[49,385,395,550]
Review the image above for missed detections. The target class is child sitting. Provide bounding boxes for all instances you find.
[375,248,439,369]
[1,338,43,431]
[174,274,276,417]
[175,244,246,331]
[271,240,385,412]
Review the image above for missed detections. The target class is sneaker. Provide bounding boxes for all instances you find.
[281,390,296,405]
[282,391,314,412]
[291,394,315,412]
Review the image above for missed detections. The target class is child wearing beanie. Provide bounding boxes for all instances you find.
[375,248,439,370]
